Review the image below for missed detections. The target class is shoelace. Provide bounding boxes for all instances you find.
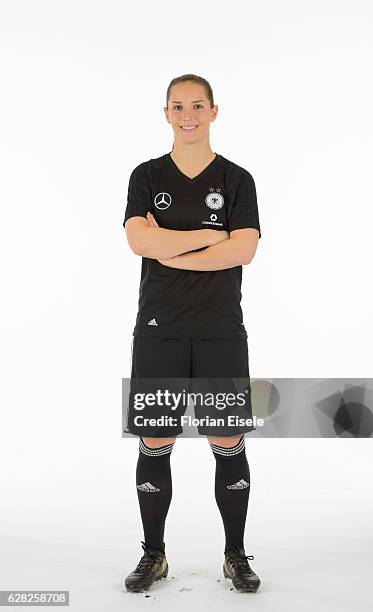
[134,541,163,574]
[227,549,255,573]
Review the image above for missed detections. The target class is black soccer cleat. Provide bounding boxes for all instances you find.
[223,545,261,593]
[124,541,169,592]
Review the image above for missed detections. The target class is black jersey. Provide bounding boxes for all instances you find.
[123,152,261,339]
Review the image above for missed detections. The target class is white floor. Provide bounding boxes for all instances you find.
[1,439,372,612]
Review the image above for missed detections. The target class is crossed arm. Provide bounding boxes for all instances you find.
[124,212,259,271]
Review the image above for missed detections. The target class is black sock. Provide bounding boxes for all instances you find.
[210,435,250,553]
[136,437,174,553]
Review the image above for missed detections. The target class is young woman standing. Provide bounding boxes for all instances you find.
[123,74,262,594]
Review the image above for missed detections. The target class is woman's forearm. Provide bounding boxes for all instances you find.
[137,226,224,259]
[158,236,248,271]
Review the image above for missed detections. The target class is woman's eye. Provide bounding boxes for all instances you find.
[173,104,203,110]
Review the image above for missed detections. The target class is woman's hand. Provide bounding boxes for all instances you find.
[208,229,229,245]
[146,211,159,227]
[146,212,170,265]
[146,212,168,265]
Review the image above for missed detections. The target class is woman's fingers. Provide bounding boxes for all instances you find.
[147,212,159,227]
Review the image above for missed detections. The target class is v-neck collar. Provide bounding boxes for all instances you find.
[167,151,220,183]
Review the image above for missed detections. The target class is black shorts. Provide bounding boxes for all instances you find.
[124,334,256,438]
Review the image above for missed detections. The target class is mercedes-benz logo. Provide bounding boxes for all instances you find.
[154,192,172,210]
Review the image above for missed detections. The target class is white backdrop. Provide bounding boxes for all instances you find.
[0,1,372,611]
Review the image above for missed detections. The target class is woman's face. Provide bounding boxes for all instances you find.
[164,82,218,145]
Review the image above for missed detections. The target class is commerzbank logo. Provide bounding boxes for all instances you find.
[154,192,172,210]
[201,211,223,227]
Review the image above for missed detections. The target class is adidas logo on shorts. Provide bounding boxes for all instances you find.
[227,479,250,490]
[147,318,158,326]
[136,482,160,493]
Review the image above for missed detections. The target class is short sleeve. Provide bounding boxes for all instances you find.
[228,171,261,238]
[123,163,152,227]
